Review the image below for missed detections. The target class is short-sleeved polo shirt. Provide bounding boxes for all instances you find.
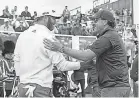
[89,27,130,88]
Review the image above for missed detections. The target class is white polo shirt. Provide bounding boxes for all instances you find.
[14,24,80,88]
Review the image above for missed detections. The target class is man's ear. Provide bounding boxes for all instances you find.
[103,20,108,26]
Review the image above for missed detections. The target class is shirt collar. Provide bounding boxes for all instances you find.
[97,26,115,38]
[30,24,50,32]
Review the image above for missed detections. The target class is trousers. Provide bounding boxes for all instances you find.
[18,83,52,97]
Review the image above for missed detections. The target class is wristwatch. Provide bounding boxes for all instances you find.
[59,45,64,53]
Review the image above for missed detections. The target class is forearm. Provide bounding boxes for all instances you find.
[57,61,80,71]
[63,47,96,61]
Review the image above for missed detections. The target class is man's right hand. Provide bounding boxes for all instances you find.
[92,86,101,97]
[79,60,94,71]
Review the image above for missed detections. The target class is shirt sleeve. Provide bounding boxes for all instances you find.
[48,50,80,71]
[14,34,21,76]
[0,37,3,50]
[88,37,112,56]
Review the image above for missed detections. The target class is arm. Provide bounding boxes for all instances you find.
[13,35,21,76]
[62,48,96,61]
[88,65,99,88]
[61,36,112,61]
[44,35,111,62]
[48,50,80,71]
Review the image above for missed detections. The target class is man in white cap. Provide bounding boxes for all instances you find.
[14,9,92,97]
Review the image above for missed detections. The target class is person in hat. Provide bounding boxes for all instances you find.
[0,40,15,97]
[14,9,92,97]
[44,9,132,97]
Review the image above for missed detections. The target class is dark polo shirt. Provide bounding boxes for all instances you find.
[89,27,130,88]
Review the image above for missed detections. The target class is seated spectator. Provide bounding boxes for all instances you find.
[71,22,82,36]
[66,21,72,35]
[11,15,29,29]
[1,40,15,97]
[0,18,14,31]
[10,9,16,19]
[21,6,31,20]
[58,23,70,35]
[0,10,8,18]
[81,24,90,36]
[9,6,18,20]
[31,11,37,20]
[13,6,18,16]
[15,20,27,32]
[3,6,11,18]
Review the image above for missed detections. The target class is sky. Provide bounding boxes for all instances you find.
[0,0,94,15]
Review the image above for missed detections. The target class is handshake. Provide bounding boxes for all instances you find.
[79,60,95,71]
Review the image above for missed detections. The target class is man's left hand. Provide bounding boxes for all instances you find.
[43,38,63,52]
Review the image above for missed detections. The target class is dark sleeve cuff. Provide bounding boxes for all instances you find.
[80,60,95,71]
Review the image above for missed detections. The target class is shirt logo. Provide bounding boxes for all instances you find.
[32,30,36,33]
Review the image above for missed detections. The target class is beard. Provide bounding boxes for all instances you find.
[46,16,54,31]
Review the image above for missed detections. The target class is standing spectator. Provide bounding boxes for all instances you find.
[62,6,70,23]
[0,19,14,31]
[31,11,37,20]
[21,6,31,20]
[15,20,27,32]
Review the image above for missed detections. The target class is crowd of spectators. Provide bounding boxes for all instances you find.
[0,5,137,62]
[0,5,137,59]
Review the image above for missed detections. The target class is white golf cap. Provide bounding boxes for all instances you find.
[37,7,62,19]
